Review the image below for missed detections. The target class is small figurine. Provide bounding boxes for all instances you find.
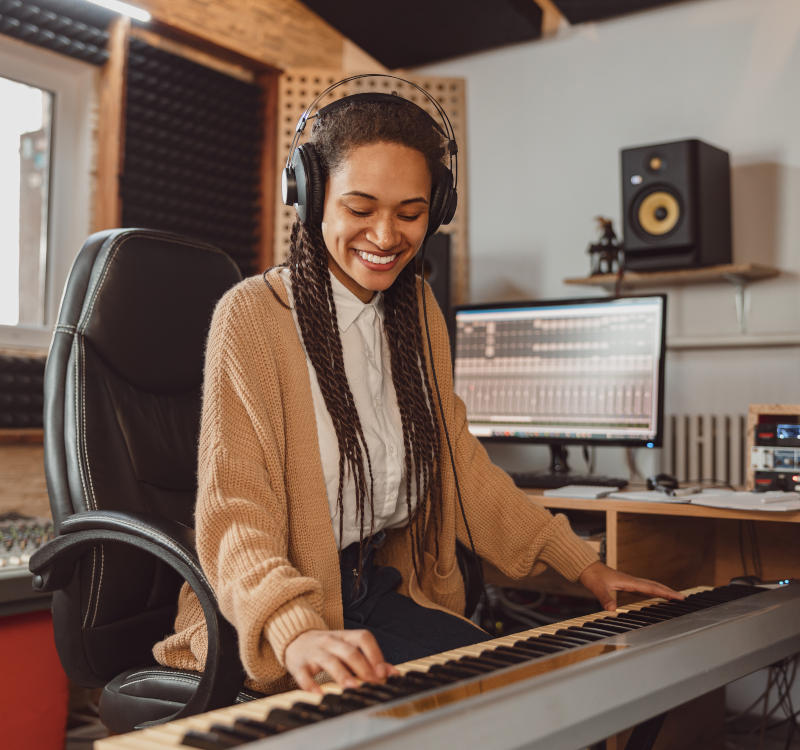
[587,216,624,275]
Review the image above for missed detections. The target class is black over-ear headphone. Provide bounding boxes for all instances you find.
[281,74,458,236]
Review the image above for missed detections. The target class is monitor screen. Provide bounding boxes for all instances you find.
[452,294,666,447]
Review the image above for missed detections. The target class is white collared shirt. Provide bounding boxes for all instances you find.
[280,269,412,549]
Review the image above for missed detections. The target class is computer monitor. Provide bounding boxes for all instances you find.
[452,294,667,457]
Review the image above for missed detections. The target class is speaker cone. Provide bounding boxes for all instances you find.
[634,189,681,237]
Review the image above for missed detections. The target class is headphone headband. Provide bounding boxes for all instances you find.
[282,74,458,234]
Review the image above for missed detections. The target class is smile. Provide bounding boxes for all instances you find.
[357,250,398,265]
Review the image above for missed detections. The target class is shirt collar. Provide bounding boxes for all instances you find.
[330,270,384,333]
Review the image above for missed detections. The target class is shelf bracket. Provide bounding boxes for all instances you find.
[721,273,749,334]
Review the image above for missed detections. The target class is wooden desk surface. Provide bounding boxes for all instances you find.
[531,491,800,524]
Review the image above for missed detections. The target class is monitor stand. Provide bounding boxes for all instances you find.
[549,444,570,475]
[506,443,628,489]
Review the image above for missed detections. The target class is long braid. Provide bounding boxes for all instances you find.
[288,221,375,568]
[383,263,442,578]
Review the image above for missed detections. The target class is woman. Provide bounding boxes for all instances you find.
[154,84,681,695]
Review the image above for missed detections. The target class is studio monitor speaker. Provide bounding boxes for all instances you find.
[620,138,731,272]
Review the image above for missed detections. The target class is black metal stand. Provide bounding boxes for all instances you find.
[623,712,667,750]
[549,443,570,474]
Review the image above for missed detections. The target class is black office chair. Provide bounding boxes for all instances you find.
[29,228,261,734]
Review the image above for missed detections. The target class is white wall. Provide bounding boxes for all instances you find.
[417,0,800,477]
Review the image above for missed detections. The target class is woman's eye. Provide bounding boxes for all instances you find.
[399,213,423,222]
[346,207,370,217]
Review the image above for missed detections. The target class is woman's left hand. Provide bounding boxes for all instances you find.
[578,561,685,611]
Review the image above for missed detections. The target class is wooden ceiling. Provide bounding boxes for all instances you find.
[298,0,689,68]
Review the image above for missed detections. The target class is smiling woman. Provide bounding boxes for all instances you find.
[153,77,681,700]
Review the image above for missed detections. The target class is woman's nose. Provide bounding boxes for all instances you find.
[367,216,400,250]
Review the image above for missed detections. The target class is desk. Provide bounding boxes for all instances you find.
[537,493,800,604]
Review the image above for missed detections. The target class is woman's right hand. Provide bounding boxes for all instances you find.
[284,628,398,693]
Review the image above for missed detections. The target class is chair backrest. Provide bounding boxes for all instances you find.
[44,229,242,686]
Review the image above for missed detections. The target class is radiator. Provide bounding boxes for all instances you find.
[662,414,747,488]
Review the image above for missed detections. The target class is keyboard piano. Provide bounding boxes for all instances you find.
[95,584,800,750]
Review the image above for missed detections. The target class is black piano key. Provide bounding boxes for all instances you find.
[290,701,341,719]
[350,683,411,701]
[429,662,483,680]
[231,717,281,738]
[519,637,562,654]
[636,606,678,620]
[479,648,530,664]
[507,641,556,658]
[264,706,317,730]
[320,692,371,712]
[181,730,239,749]
[209,724,264,744]
[535,633,584,648]
[392,670,449,688]
[457,655,509,671]
[577,621,635,636]
[616,611,665,625]
[624,608,672,621]
[493,644,544,660]
[555,627,605,641]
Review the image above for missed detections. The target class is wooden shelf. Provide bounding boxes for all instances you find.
[564,262,779,291]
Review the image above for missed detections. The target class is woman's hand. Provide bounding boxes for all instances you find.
[579,561,685,611]
[284,628,398,693]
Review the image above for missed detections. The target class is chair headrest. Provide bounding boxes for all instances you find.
[60,229,242,393]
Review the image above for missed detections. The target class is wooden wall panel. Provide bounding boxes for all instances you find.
[136,0,344,70]
[273,70,470,306]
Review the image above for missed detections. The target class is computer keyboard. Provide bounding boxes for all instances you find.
[509,472,629,489]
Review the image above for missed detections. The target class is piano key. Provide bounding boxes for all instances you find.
[555,626,606,641]
[534,633,585,648]
[181,730,239,749]
[232,717,281,738]
[457,655,509,672]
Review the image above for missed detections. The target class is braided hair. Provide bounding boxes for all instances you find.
[287,98,446,577]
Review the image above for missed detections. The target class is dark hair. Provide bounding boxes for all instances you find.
[287,98,446,576]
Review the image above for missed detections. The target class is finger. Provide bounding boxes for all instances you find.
[343,630,386,673]
[618,577,684,601]
[291,663,322,694]
[318,652,360,690]
[327,637,380,684]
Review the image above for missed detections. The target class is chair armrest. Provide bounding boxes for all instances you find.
[28,510,244,724]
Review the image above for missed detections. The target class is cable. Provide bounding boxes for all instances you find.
[419,242,498,634]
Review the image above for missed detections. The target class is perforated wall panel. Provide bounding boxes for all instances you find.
[121,38,264,276]
[274,70,469,307]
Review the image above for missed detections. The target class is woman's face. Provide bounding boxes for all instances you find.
[321,141,431,303]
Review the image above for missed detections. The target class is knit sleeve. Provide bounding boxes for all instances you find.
[195,285,327,680]
[421,284,599,583]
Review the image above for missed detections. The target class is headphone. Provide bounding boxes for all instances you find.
[647,473,680,494]
[281,74,458,236]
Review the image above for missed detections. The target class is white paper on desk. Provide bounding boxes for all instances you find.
[607,490,690,503]
[689,490,800,512]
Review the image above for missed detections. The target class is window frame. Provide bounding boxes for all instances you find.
[0,35,95,352]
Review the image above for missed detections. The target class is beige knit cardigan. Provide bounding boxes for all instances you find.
[153,270,599,694]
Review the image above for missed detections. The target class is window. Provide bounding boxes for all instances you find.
[0,35,95,351]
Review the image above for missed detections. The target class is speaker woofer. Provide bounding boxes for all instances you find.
[634,189,681,237]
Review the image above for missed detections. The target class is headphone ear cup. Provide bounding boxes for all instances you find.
[293,143,325,225]
[428,164,456,236]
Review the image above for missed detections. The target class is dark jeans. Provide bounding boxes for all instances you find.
[339,532,491,665]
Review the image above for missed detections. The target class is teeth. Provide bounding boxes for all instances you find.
[357,250,397,265]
